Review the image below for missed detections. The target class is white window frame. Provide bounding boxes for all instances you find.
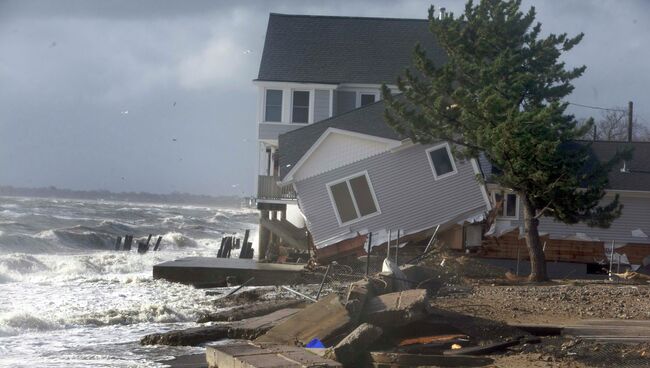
[326,171,381,227]
[356,90,380,108]
[262,88,284,123]
[425,142,458,180]
[290,89,311,124]
[492,191,520,220]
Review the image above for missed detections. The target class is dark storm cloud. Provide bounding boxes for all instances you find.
[0,0,649,196]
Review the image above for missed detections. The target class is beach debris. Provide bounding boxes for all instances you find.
[345,279,375,322]
[206,342,341,368]
[281,285,318,302]
[324,323,383,366]
[443,338,522,356]
[398,334,468,347]
[363,289,431,327]
[255,293,352,346]
[306,338,325,348]
[369,352,494,367]
[197,299,304,323]
[316,264,332,300]
[141,308,301,346]
[224,277,255,297]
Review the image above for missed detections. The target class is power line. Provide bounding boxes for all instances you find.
[567,102,627,113]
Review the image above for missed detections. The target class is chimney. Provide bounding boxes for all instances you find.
[439,7,446,20]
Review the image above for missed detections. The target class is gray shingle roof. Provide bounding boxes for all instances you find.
[588,141,650,191]
[257,13,446,85]
[278,99,403,180]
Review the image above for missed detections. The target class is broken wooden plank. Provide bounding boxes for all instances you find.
[255,293,352,346]
[153,236,163,251]
[443,338,521,356]
[206,342,342,368]
[370,352,493,367]
[398,333,469,347]
[141,308,300,346]
[363,289,431,327]
[197,299,304,323]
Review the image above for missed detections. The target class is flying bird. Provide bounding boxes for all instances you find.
[242,49,252,55]
[50,41,56,48]
[173,101,176,107]
[172,138,177,142]
[121,110,129,115]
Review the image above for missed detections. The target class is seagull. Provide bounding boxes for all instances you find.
[121,110,129,115]
[242,49,251,55]
[173,101,176,107]
[172,138,177,142]
[50,41,57,48]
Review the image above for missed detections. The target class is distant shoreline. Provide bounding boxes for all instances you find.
[0,185,243,208]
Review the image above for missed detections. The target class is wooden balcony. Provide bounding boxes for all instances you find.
[257,175,297,201]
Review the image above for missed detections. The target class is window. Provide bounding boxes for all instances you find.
[493,191,519,218]
[327,172,380,225]
[265,89,282,122]
[292,91,310,123]
[356,91,379,107]
[426,143,457,180]
[360,93,376,106]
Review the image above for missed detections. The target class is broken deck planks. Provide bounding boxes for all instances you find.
[370,352,493,367]
[141,308,301,346]
[153,257,305,287]
[255,293,352,346]
[197,299,305,323]
[206,342,341,368]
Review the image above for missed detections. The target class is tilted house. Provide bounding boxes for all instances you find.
[278,100,491,258]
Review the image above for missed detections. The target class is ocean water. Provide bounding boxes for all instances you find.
[0,196,258,367]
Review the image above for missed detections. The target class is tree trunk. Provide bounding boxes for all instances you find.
[521,195,548,281]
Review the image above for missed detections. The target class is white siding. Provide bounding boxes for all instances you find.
[295,143,489,247]
[293,132,393,182]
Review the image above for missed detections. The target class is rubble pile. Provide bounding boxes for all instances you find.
[143,254,650,367]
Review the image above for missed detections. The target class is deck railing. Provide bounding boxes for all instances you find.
[257,175,297,201]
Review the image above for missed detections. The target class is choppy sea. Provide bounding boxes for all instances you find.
[0,196,258,367]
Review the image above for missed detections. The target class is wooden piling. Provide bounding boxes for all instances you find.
[115,236,122,251]
[153,236,162,251]
[123,235,133,251]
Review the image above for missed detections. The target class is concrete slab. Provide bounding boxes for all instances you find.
[255,293,352,346]
[206,342,342,368]
[141,308,301,346]
[153,257,305,287]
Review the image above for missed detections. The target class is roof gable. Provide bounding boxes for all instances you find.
[284,128,400,183]
[278,99,404,181]
[258,13,446,85]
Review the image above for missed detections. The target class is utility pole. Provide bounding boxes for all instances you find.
[628,101,634,142]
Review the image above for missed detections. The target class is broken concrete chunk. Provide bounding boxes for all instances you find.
[324,323,382,366]
[141,308,300,346]
[207,342,342,368]
[255,293,352,346]
[363,289,431,327]
[345,279,374,321]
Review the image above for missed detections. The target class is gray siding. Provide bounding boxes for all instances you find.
[294,144,488,246]
[334,91,356,115]
[504,194,650,245]
[314,89,330,122]
[259,123,304,141]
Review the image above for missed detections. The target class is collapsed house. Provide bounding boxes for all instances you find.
[253,13,650,274]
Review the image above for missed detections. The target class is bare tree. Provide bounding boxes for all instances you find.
[591,108,650,141]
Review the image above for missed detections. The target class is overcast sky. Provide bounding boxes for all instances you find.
[1,0,649,196]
